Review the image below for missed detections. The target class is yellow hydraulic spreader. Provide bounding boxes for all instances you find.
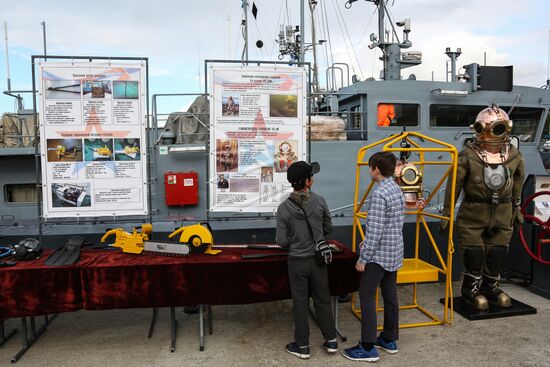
[101,224,152,254]
[352,131,458,328]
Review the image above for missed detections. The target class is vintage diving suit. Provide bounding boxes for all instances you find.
[442,105,525,310]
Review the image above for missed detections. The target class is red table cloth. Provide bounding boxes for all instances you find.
[0,242,359,318]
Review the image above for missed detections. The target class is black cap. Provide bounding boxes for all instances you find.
[287,161,320,184]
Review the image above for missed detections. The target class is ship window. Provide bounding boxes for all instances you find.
[4,184,37,203]
[508,107,543,142]
[543,111,550,139]
[429,105,480,127]
[344,105,365,140]
[377,103,419,127]
[429,104,542,142]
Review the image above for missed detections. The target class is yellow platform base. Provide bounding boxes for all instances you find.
[397,258,439,284]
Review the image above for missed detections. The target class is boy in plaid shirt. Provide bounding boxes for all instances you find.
[343,152,405,363]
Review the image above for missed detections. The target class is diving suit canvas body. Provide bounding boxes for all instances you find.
[448,144,524,247]
[442,105,525,310]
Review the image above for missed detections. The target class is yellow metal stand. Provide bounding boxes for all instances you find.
[351,131,458,328]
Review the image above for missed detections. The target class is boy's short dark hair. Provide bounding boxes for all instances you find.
[369,151,397,178]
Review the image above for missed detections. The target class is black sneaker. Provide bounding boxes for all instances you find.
[323,340,338,353]
[285,342,310,359]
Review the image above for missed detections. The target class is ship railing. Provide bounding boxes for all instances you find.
[151,93,210,146]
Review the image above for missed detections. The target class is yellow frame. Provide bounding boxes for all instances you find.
[351,131,458,328]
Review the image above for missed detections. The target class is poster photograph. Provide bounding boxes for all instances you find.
[269,94,298,117]
[84,138,114,161]
[46,139,83,162]
[217,174,230,189]
[38,62,147,218]
[82,81,112,99]
[222,94,240,116]
[208,65,306,212]
[51,182,91,208]
[44,80,81,99]
[273,140,298,173]
[114,138,141,161]
[260,166,274,182]
[216,139,239,172]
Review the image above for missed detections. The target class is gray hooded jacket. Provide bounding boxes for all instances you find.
[275,191,333,259]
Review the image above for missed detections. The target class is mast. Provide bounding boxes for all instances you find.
[2,21,24,110]
[347,0,421,80]
[3,21,11,91]
[445,47,462,82]
[242,0,249,62]
[546,30,550,88]
[309,1,319,93]
[300,0,305,63]
[41,21,47,60]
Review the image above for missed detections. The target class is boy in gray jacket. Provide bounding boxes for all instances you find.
[276,161,337,359]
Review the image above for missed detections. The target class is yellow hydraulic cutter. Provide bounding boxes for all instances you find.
[168,223,221,255]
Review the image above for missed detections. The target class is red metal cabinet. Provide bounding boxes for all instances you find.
[164,171,199,206]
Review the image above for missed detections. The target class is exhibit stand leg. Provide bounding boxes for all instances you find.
[332,296,347,342]
[170,307,177,353]
[0,320,17,347]
[308,297,347,342]
[199,305,205,351]
[147,307,178,352]
[11,314,57,363]
[207,305,213,336]
[197,305,213,352]
[147,308,158,338]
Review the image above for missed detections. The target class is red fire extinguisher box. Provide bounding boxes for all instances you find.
[164,171,199,206]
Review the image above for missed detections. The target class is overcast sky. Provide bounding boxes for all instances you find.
[0,0,548,114]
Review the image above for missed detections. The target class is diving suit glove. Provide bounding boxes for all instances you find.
[513,206,524,232]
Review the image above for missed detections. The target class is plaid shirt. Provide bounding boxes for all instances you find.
[358,177,405,271]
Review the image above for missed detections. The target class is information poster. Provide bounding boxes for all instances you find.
[38,62,147,218]
[209,65,307,212]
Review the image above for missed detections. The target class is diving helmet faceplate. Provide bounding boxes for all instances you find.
[471,105,513,144]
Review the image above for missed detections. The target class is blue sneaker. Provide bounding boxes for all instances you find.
[375,335,398,354]
[323,339,338,353]
[342,343,379,362]
[285,342,310,359]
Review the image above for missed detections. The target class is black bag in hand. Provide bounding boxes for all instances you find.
[288,197,332,266]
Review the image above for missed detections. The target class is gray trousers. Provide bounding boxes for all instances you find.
[288,257,336,347]
[360,262,399,344]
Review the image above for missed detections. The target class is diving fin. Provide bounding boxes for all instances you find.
[44,236,87,266]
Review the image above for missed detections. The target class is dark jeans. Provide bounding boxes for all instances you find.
[360,262,399,344]
[288,257,336,347]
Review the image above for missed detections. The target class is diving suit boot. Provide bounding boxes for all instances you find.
[481,273,512,308]
[461,272,489,310]
[481,246,512,308]
[460,247,489,310]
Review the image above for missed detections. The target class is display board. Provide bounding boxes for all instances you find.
[208,65,307,212]
[38,62,147,218]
